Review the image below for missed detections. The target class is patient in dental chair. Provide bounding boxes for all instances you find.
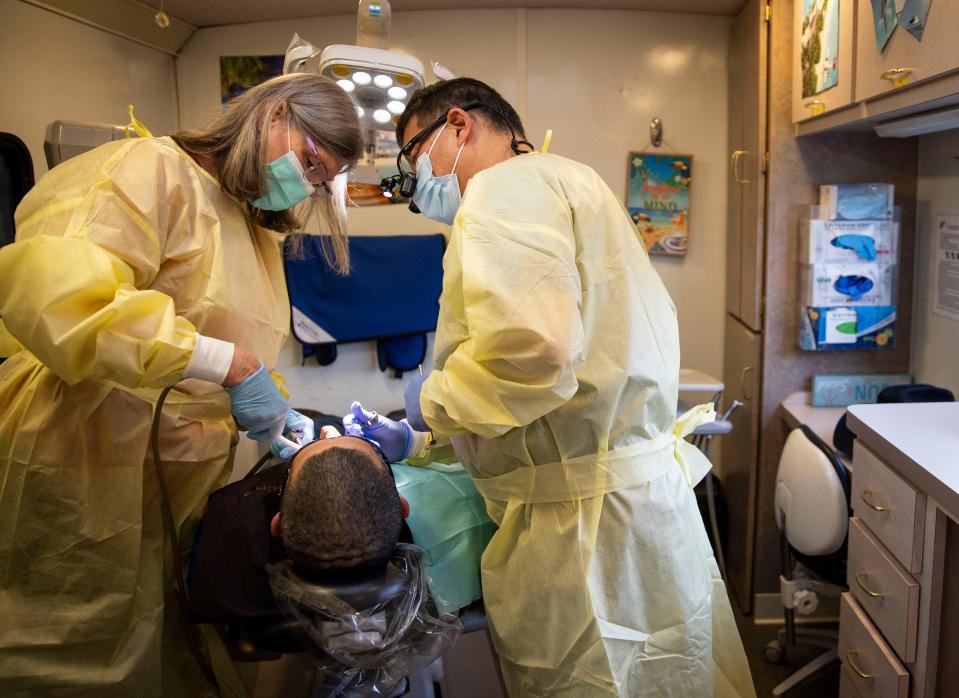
[187,425,494,625]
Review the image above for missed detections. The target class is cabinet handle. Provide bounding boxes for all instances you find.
[880,67,913,87]
[804,100,825,115]
[740,366,754,401]
[730,150,751,184]
[855,572,885,598]
[846,650,873,680]
[860,489,887,512]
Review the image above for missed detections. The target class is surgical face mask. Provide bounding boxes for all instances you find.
[412,123,465,226]
[250,120,314,211]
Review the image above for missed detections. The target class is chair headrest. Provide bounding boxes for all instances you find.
[266,544,462,696]
[290,563,412,611]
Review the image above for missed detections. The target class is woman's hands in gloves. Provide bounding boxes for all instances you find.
[269,409,316,460]
[224,348,288,441]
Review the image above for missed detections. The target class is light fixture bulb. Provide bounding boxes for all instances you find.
[387,100,405,115]
[352,71,372,86]
[374,74,393,88]
[337,79,355,93]
[388,86,407,100]
[356,107,365,117]
[373,109,391,123]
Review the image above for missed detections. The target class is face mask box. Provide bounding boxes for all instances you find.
[811,373,912,406]
[799,305,897,351]
[800,262,896,306]
[799,216,899,264]
[819,183,894,221]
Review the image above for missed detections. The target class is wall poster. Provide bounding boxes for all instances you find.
[801,0,840,98]
[627,152,692,257]
[934,215,959,321]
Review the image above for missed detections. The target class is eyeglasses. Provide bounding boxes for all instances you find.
[303,135,351,196]
[380,101,534,213]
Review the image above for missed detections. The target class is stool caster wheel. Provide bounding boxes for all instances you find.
[764,640,785,664]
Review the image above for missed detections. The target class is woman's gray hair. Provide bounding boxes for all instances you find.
[174,73,364,274]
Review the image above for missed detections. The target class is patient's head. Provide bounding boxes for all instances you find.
[272,433,404,576]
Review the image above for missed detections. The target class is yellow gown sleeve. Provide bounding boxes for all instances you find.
[420,168,585,440]
[270,370,290,401]
[0,142,199,388]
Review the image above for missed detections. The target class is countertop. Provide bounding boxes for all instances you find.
[847,402,959,524]
[780,390,847,453]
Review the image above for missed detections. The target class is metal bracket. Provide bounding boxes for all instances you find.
[650,117,663,148]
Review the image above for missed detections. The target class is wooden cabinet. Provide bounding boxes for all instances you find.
[727,0,767,332]
[792,0,856,122]
[719,314,762,611]
[855,0,959,103]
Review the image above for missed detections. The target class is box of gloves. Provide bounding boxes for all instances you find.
[799,209,899,264]
[798,187,898,351]
[799,305,897,350]
[800,262,896,306]
[819,183,894,221]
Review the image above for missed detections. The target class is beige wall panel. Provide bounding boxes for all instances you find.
[913,130,959,397]
[526,8,731,381]
[0,0,178,176]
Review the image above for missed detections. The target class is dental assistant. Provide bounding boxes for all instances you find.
[357,78,756,696]
[0,74,363,696]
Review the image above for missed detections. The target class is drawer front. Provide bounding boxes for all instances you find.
[852,443,925,573]
[855,0,959,102]
[839,593,909,698]
[847,518,920,662]
[840,665,865,698]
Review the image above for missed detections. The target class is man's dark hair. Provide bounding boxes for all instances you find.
[396,77,526,149]
[280,446,402,576]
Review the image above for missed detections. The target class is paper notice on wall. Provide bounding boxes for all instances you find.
[934,215,959,321]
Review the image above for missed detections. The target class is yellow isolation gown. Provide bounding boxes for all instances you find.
[417,152,756,697]
[0,136,290,696]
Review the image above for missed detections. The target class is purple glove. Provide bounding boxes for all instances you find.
[342,401,414,463]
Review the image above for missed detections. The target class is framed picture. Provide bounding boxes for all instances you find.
[626,152,692,257]
[220,55,284,103]
[801,0,840,97]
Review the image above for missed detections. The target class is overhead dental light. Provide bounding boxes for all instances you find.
[285,1,424,136]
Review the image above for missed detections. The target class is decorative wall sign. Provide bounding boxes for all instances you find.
[801,0,840,98]
[626,152,692,257]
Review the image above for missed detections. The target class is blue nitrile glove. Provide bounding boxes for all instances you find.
[269,408,317,460]
[226,363,289,441]
[831,234,877,261]
[342,401,414,463]
[834,274,874,301]
[404,373,429,432]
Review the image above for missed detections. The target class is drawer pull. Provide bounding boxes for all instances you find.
[846,650,874,680]
[860,489,887,512]
[855,572,885,598]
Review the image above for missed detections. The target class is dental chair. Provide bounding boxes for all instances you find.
[682,399,742,579]
[221,552,456,698]
[765,425,851,695]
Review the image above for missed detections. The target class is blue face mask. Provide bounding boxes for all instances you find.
[250,122,313,211]
[412,123,465,226]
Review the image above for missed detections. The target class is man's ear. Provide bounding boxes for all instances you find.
[399,496,410,519]
[270,512,282,538]
[446,108,472,145]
